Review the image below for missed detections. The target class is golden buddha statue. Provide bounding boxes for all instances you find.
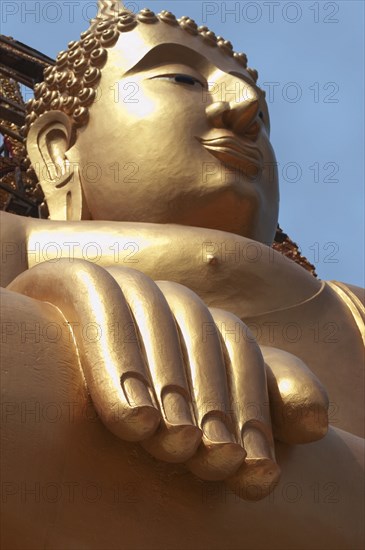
[1,2,364,548]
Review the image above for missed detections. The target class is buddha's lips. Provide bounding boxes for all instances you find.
[196,136,263,174]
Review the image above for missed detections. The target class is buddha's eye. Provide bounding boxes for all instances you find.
[151,74,205,89]
[259,111,264,120]
[173,75,201,86]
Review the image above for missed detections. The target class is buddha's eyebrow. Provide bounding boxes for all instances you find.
[123,43,215,77]
[123,44,257,89]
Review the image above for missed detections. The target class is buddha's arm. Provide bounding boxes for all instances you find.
[0,212,29,286]
[1,211,320,318]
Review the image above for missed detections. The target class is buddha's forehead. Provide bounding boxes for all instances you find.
[106,21,255,83]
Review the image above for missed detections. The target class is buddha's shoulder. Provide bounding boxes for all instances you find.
[328,281,364,306]
[325,280,365,336]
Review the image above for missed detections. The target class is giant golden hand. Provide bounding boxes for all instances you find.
[8,260,328,500]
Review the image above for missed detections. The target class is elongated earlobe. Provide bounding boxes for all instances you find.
[45,162,90,221]
[26,111,90,220]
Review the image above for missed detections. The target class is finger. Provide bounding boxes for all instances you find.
[8,260,160,441]
[156,281,246,480]
[106,267,202,462]
[210,309,280,501]
[261,346,329,444]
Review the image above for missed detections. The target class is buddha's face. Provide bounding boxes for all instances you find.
[67,22,279,243]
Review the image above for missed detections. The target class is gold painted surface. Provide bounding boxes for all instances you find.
[326,281,365,346]
[1,1,364,548]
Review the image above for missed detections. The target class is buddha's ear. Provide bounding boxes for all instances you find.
[26,110,90,220]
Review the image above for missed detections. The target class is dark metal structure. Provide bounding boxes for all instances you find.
[0,35,54,217]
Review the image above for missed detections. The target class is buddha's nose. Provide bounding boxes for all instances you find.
[205,84,260,137]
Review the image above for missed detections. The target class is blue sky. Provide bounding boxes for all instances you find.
[1,0,364,286]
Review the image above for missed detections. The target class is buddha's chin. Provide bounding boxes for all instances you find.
[169,192,277,243]
[144,190,263,239]
[88,179,268,239]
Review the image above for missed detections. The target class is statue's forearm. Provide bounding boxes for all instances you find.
[1,213,320,317]
[0,212,29,287]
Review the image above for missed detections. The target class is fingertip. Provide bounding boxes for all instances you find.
[227,458,281,501]
[141,423,202,463]
[187,439,246,481]
[273,404,329,444]
[104,405,161,442]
